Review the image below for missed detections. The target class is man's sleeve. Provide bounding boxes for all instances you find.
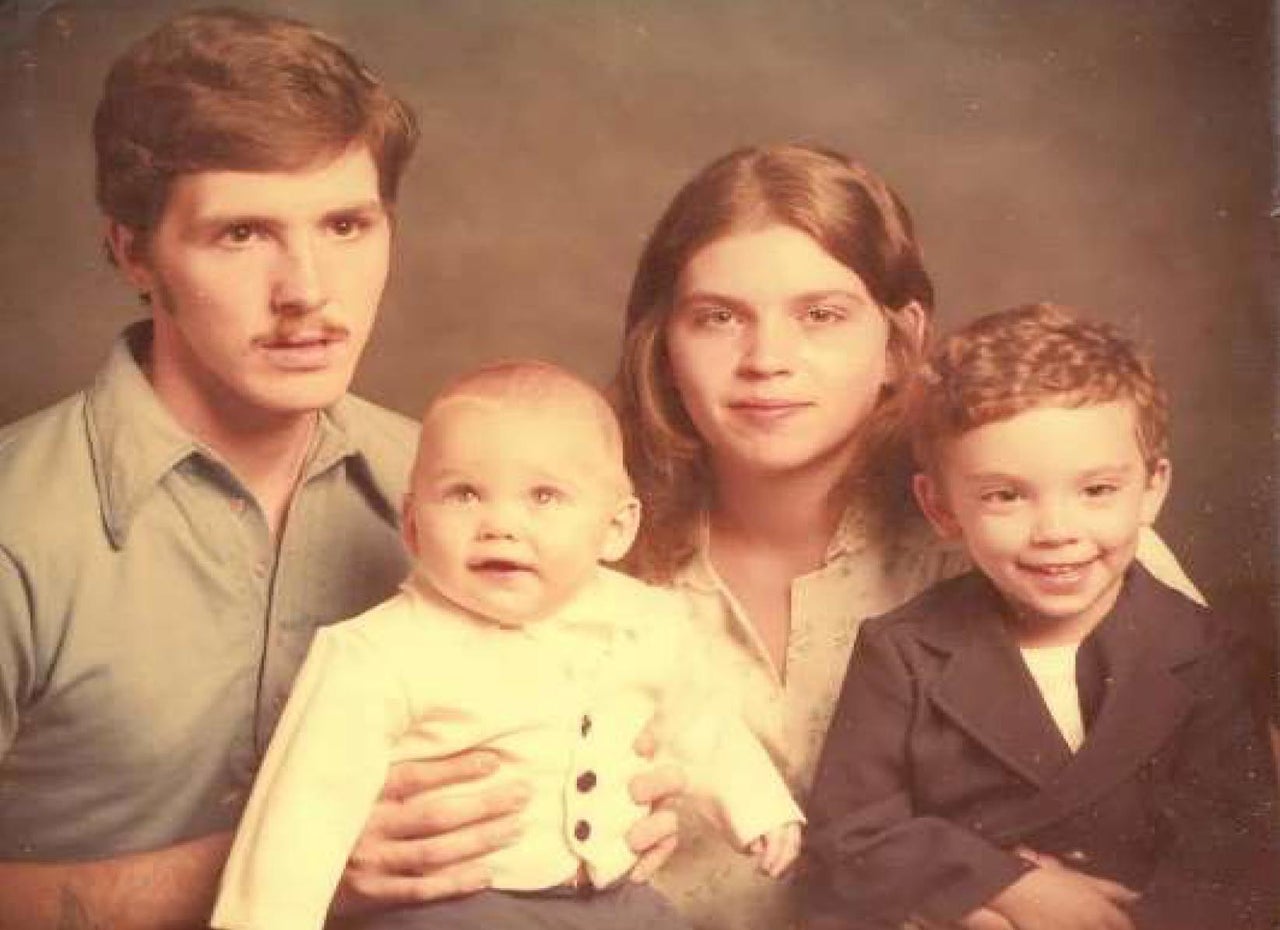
[805,622,1029,928]
[0,546,36,758]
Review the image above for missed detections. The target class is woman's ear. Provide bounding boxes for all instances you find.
[600,495,642,563]
[913,472,962,540]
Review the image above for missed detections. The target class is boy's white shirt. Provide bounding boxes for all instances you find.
[212,566,802,930]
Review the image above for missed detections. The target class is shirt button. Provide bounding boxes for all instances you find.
[574,820,591,841]
[580,715,592,737]
[576,771,597,792]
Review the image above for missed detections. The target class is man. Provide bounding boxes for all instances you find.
[0,10,675,929]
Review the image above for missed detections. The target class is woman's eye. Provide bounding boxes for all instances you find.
[804,304,845,324]
[697,307,737,326]
[980,488,1021,505]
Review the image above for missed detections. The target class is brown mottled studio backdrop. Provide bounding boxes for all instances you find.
[0,2,1275,698]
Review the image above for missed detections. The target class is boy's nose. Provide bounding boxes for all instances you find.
[1030,500,1079,545]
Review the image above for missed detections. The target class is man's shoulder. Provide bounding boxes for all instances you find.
[0,391,98,539]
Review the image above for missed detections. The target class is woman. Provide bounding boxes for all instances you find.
[612,143,1196,930]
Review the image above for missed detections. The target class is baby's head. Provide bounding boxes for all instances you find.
[403,360,640,626]
[910,304,1171,643]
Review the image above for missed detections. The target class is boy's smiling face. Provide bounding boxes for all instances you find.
[915,401,1170,646]
[403,397,639,626]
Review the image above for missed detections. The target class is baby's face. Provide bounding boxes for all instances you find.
[404,397,637,626]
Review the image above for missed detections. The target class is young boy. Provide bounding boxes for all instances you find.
[212,360,803,930]
[805,304,1277,930]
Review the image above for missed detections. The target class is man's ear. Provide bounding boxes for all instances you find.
[599,495,642,563]
[401,493,421,559]
[105,220,154,296]
[1140,458,1172,526]
[913,472,962,540]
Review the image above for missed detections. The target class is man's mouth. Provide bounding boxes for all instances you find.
[256,327,348,371]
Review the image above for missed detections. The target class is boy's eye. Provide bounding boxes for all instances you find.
[531,486,565,505]
[1083,483,1119,498]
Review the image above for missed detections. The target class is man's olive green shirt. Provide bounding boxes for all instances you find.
[0,324,415,858]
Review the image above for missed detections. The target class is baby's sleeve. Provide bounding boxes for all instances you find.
[211,624,408,930]
[652,591,803,849]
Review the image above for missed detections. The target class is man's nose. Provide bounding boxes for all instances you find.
[271,234,329,316]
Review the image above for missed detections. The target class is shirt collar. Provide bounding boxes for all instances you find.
[87,321,402,548]
[670,506,872,594]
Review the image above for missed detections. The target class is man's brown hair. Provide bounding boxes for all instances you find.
[94,7,418,249]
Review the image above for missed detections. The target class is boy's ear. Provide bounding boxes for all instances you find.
[400,493,421,559]
[105,220,154,296]
[1140,458,1172,526]
[599,495,642,563]
[913,472,962,540]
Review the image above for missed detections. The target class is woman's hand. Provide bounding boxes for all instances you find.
[331,750,530,916]
[747,821,802,878]
[625,727,687,882]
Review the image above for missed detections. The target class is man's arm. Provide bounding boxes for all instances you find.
[0,832,232,930]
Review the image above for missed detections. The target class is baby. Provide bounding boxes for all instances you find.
[212,360,803,930]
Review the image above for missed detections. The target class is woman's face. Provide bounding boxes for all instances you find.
[665,224,893,482]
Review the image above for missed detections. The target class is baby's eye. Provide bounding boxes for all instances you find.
[442,484,480,504]
[531,486,565,506]
[980,488,1021,505]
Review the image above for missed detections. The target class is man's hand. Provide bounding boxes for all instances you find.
[746,821,802,878]
[625,727,687,883]
[332,750,530,916]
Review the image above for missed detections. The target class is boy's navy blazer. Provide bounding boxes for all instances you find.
[806,564,1277,930]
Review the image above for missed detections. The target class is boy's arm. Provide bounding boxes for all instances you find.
[1125,628,1278,930]
[805,623,1031,927]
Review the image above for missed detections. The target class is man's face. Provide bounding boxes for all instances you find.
[112,145,390,427]
[404,398,639,626]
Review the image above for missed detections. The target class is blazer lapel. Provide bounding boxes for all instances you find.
[925,576,1075,788]
[981,567,1203,842]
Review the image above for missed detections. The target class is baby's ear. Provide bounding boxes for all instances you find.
[599,495,642,563]
[913,472,962,540]
[400,493,421,558]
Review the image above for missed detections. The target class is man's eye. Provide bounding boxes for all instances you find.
[220,223,260,245]
[1084,483,1118,498]
[329,215,368,238]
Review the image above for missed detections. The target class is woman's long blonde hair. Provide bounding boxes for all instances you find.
[613,143,936,581]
